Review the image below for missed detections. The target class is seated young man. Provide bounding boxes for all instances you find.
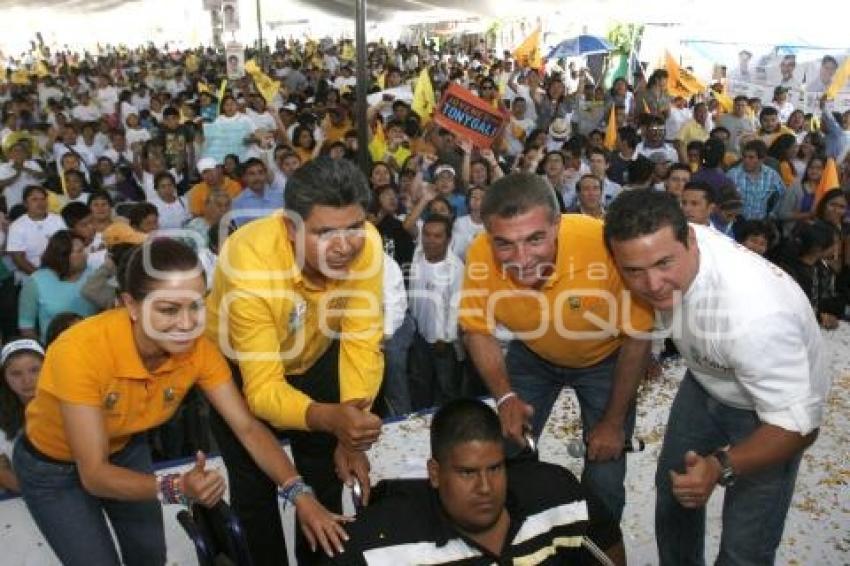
[323,398,624,565]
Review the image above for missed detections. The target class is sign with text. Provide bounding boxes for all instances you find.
[433,83,508,149]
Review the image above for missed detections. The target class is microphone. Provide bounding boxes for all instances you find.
[566,438,645,458]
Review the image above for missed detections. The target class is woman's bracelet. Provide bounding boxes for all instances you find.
[156,473,189,506]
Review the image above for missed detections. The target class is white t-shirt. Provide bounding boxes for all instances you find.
[71,103,102,123]
[408,250,464,344]
[149,194,190,230]
[383,253,408,337]
[0,160,44,208]
[636,142,679,164]
[6,213,66,282]
[451,215,485,261]
[661,225,829,435]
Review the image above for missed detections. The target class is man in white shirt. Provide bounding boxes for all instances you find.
[504,98,536,159]
[70,91,102,123]
[0,141,45,208]
[604,190,829,566]
[636,116,679,163]
[408,215,464,410]
[381,253,414,416]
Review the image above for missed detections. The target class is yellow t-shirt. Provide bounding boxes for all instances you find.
[26,308,231,461]
[459,214,654,368]
[188,178,243,217]
[205,212,385,430]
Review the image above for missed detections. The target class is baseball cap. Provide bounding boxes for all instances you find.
[648,151,673,164]
[434,164,456,177]
[197,157,218,173]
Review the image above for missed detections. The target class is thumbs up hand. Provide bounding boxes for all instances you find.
[180,451,227,508]
[669,450,723,509]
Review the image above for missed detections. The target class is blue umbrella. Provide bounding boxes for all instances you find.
[547,35,612,59]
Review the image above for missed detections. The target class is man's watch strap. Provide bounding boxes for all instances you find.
[713,449,736,487]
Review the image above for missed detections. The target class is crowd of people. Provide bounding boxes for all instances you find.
[0,33,845,565]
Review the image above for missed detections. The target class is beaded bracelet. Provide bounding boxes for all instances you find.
[157,473,189,506]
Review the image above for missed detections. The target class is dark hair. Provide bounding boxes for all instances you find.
[163,106,180,118]
[45,312,83,346]
[617,126,640,149]
[733,95,749,105]
[128,202,158,229]
[430,398,502,463]
[802,156,827,186]
[626,155,654,185]
[587,146,609,162]
[647,69,668,89]
[292,124,316,149]
[683,181,715,204]
[667,163,692,178]
[480,173,559,223]
[702,138,725,168]
[120,238,201,301]
[710,126,731,139]
[285,157,371,220]
[768,134,797,163]
[422,213,453,239]
[40,230,84,279]
[822,55,838,67]
[0,338,44,441]
[741,139,767,159]
[154,171,177,190]
[60,201,91,230]
[733,219,772,246]
[686,140,705,155]
[576,174,602,193]
[795,220,836,257]
[759,107,779,120]
[241,157,267,174]
[815,188,847,221]
[605,190,689,248]
[23,185,48,202]
[87,189,114,207]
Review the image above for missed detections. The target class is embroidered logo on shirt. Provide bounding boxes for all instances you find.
[288,301,307,332]
[104,391,120,410]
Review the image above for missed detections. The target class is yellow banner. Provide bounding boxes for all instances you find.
[245,59,281,104]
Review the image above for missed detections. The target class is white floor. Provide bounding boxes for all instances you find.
[3,325,849,565]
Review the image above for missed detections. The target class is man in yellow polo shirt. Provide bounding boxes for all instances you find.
[187,157,243,217]
[205,157,385,565]
[459,173,654,522]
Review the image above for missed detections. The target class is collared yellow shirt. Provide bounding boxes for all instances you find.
[26,308,231,461]
[459,214,654,368]
[205,212,384,431]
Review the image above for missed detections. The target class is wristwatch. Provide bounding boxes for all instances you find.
[713,449,736,487]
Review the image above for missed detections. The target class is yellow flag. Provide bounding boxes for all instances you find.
[513,26,543,70]
[411,68,436,124]
[245,59,281,104]
[198,80,212,94]
[217,79,228,115]
[825,57,850,99]
[815,158,840,203]
[341,42,355,62]
[377,72,386,90]
[665,51,705,98]
[604,105,618,151]
[34,61,50,78]
[712,90,733,113]
[369,121,388,163]
[11,69,30,85]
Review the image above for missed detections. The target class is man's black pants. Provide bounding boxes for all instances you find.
[210,342,342,566]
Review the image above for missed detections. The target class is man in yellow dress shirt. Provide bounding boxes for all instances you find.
[206,157,385,565]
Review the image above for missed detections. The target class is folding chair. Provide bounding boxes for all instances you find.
[177,500,254,566]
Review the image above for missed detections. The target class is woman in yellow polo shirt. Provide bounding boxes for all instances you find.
[13,238,349,566]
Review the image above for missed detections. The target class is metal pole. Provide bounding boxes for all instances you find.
[354,0,370,174]
[255,0,264,70]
